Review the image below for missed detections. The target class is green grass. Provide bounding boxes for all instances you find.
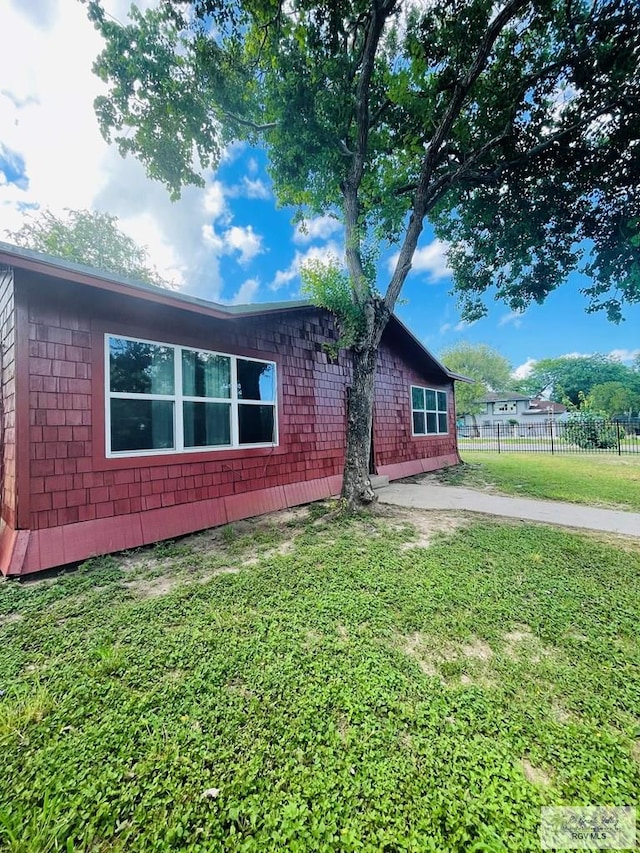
[1,507,639,852]
[447,453,640,511]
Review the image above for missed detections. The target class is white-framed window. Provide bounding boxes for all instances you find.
[495,400,517,414]
[411,385,448,435]
[105,334,278,456]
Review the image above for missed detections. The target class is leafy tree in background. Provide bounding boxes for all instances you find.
[7,209,172,288]
[439,343,513,427]
[589,381,640,419]
[521,354,633,406]
[84,0,640,507]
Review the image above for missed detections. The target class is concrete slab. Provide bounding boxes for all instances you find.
[376,483,640,538]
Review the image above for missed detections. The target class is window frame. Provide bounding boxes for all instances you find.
[105,333,278,458]
[410,385,449,437]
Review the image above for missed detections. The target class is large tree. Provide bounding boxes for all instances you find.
[439,342,513,421]
[7,208,171,288]
[588,381,640,418]
[84,0,640,507]
[521,354,634,405]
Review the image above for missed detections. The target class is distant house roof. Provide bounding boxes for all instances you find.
[0,240,470,384]
[524,398,567,414]
[479,392,531,403]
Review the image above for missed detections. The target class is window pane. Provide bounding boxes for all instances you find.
[238,404,275,444]
[413,411,425,435]
[411,386,424,410]
[183,402,231,447]
[425,389,436,410]
[182,351,231,399]
[438,413,448,433]
[437,391,447,411]
[109,338,174,395]
[426,412,437,433]
[237,360,275,401]
[110,399,174,452]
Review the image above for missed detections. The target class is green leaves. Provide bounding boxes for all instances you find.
[300,257,366,349]
[1,508,640,849]
[7,208,172,287]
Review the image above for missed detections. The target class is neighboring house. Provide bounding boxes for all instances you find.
[0,243,466,576]
[460,392,567,432]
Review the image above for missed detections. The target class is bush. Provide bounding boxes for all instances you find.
[564,414,619,449]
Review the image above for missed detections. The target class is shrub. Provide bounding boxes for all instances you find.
[564,414,619,449]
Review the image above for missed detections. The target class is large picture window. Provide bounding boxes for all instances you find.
[106,335,277,456]
[411,386,448,435]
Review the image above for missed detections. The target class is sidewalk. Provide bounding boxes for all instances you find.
[376,483,640,538]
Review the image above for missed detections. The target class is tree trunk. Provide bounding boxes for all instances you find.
[342,345,378,509]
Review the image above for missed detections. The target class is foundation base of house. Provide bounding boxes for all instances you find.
[0,454,460,577]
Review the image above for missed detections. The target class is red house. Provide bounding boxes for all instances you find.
[0,243,463,577]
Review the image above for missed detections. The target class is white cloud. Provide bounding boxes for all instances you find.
[203,182,228,221]
[229,277,260,305]
[609,348,640,363]
[387,238,451,282]
[0,3,110,235]
[512,358,536,379]
[0,1,258,303]
[9,0,58,30]
[439,322,452,335]
[202,223,263,266]
[454,319,477,332]
[294,215,342,245]
[227,177,271,200]
[498,311,524,328]
[271,241,343,290]
[224,226,263,264]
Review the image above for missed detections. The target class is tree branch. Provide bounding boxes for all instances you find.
[382,0,530,320]
[223,111,277,132]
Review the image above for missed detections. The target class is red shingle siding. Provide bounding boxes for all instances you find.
[3,271,461,575]
[373,338,458,469]
[24,286,350,535]
[27,293,93,531]
[0,268,17,529]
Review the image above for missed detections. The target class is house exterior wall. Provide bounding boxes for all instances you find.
[374,341,458,479]
[1,271,459,576]
[0,269,17,541]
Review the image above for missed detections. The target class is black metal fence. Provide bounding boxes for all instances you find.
[457,419,640,455]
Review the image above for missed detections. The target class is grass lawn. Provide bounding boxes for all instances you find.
[447,453,640,511]
[1,506,639,852]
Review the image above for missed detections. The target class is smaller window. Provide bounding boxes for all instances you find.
[411,385,448,435]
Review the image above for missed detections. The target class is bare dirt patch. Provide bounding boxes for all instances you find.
[242,540,295,566]
[550,700,572,724]
[122,576,182,599]
[521,758,553,787]
[0,612,22,628]
[401,632,494,683]
[503,624,556,663]
[375,505,469,549]
[403,632,438,676]
[461,638,493,661]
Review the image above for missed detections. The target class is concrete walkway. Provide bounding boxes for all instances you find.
[376,483,640,538]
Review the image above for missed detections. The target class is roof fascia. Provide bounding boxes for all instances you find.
[388,315,474,383]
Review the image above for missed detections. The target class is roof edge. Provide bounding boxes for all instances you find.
[1,241,471,379]
[0,241,310,320]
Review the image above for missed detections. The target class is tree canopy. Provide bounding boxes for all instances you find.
[588,380,640,418]
[520,354,636,405]
[440,342,513,417]
[86,0,640,321]
[83,0,640,504]
[7,208,172,288]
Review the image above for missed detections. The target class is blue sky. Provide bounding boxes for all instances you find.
[1,0,638,380]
